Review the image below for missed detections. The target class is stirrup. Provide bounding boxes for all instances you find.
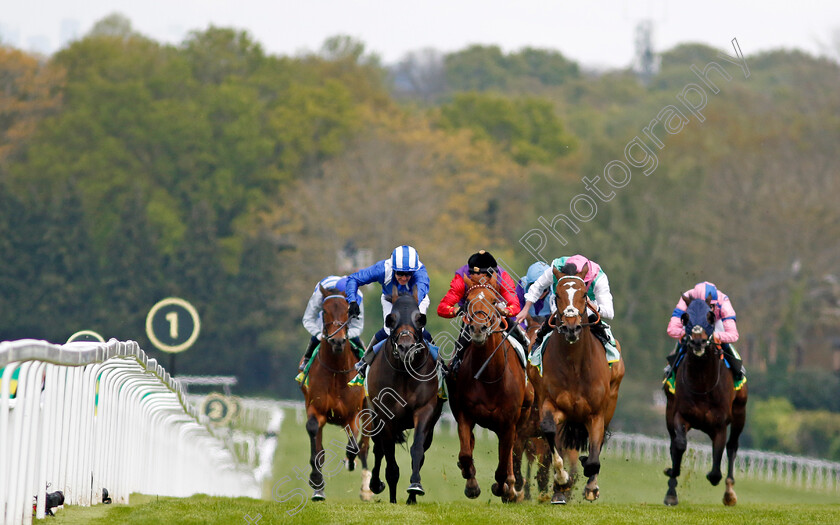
[348,373,365,387]
[295,371,305,383]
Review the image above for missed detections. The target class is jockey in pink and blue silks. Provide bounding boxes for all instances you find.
[515,254,618,356]
[663,281,745,383]
[345,245,435,380]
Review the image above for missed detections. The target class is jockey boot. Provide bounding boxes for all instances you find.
[507,322,530,351]
[662,342,681,379]
[532,316,552,351]
[588,319,610,350]
[299,337,320,371]
[721,344,746,382]
[354,345,377,377]
[447,328,472,377]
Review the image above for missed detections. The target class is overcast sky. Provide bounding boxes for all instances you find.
[3,1,839,68]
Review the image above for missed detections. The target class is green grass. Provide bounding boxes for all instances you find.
[49,408,840,524]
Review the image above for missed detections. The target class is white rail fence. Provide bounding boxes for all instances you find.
[0,339,259,525]
[281,400,840,493]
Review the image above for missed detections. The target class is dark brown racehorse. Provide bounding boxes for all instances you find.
[538,264,624,504]
[300,284,371,501]
[513,315,578,502]
[663,294,748,506]
[366,289,444,504]
[447,273,530,502]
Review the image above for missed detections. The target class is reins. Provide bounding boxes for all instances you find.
[462,283,512,382]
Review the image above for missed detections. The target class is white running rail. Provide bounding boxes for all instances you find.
[0,339,259,525]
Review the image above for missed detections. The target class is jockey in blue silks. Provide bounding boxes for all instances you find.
[346,245,433,379]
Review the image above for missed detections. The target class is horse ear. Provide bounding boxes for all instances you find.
[413,311,427,329]
[391,283,400,303]
[385,312,399,330]
[552,265,563,281]
[463,274,475,288]
[319,283,329,297]
[489,272,499,289]
[707,311,716,326]
[681,294,692,307]
[681,312,690,326]
[577,262,589,279]
[705,293,713,307]
[412,285,418,303]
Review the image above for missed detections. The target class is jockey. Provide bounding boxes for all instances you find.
[515,254,616,353]
[437,250,529,375]
[515,261,553,321]
[296,275,364,375]
[663,281,745,382]
[346,245,432,379]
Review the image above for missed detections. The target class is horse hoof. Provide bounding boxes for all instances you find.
[584,486,599,501]
[406,494,417,505]
[359,489,373,502]
[550,492,566,505]
[707,472,722,486]
[491,482,503,497]
[371,479,386,494]
[464,482,481,499]
[664,494,678,506]
[311,489,326,501]
[407,483,425,496]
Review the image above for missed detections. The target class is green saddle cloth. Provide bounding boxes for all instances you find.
[296,340,365,386]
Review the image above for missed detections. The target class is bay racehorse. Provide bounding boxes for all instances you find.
[447,273,530,502]
[663,294,748,506]
[300,284,371,501]
[513,315,578,502]
[538,264,624,504]
[365,288,443,504]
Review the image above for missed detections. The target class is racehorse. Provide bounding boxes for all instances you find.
[538,264,624,504]
[446,273,530,503]
[663,294,748,506]
[513,316,578,502]
[300,284,372,501]
[365,288,444,504]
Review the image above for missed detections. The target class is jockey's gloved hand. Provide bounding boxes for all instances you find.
[348,301,360,319]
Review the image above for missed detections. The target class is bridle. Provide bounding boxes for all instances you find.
[546,276,600,341]
[462,283,511,382]
[321,294,351,341]
[679,323,724,395]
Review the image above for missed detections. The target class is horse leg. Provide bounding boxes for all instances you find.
[346,418,373,501]
[522,441,534,501]
[562,448,579,501]
[384,437,400,504]
[369,438,386,495]
[492,424,518,502]
[707,426,727,487]
[539,409,569,505]
[456,417,480,499]
[664,411,688,506]
[305,414,327,500]
[581,415,604,502]
[723,394,747,506]
[406,408,434,503]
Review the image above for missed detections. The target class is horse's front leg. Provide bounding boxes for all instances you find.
[664,411,688,506]
[305,414,327,500]
[512,433,527,500]
[492,423,518,502]
[539,404,569,505]
[369,437,386,495]
[406,407,435,504]
[456,415,480,499]
[384,435,400,504]
[346,416,373,501]
[581,415,605,502]
[724,394,747,506]
[707,425,727,487]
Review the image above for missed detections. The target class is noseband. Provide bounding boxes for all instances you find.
[463,284,507,334]
[322,294,350,342]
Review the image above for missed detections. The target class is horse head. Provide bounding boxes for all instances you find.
[549,263,589,343]
[681,294,716,357]
[320,284,350,353]
[385,287,426,363]
[463,272,506,345]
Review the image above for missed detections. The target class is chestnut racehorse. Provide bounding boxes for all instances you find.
[538,264,624,504]
[447,273,530,502]
[300,284,371,501]
[513,315,578,502]
[663,294,748,506]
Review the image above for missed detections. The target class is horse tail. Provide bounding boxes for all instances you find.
[558,421,589,453]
